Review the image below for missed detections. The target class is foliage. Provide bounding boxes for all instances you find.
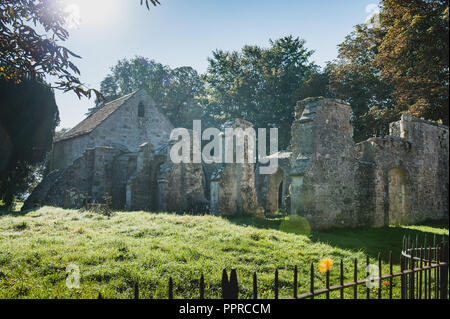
[95,56,205,128]
[375,0,449,123]
[202,36,318,149]
[327,25,396,141]
[0,77,59,206]
[329,0,449,141]
[0,0,161,99]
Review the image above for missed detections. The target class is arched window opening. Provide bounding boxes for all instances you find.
[388,167,411,225]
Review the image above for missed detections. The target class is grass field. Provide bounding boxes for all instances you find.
[0,206,448,299]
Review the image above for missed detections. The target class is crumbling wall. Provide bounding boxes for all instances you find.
[23,146,122,210]
[126,143,156,211]
[289,98,360,229]
[210,119,264,217]
[288,98,449,229]
[355,115,449,225]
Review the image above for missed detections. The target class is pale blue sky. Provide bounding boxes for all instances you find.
[56,0,380,129]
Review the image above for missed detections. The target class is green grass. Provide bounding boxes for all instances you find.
[0,206,447,299]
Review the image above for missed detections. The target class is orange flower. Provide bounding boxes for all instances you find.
[318,258,334,273]
[383,281,389,287]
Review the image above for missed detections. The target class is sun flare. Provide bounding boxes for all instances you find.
[63,0,121,29]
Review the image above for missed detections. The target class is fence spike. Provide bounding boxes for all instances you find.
[366,256,370,299]
[389,251,393,299]
[168,277,173,299]
[353,258,358,299]
[326,269,330,299]
[378,253,382,299]
[200,274,205,299]
[294,265,298,299]
[419,248,423,299]
[428,247,432,299]
[274,268,279,299]
[340,260,344,299]
[253,272,257,299]
[221,269,228,299]
[134,280,139,299]
[229,268,239,299]
[310,262,314,299]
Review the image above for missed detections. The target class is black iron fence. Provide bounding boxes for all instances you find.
[99,236,448,300]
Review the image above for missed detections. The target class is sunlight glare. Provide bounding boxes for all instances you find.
[63,0,122,30]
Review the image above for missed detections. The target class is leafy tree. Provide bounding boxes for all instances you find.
[95,56,205,128]
[0,0,161,99]
[0,78,59,207]
[202,36,317,149]
[327,25,395,141]
[329,0,449,141]
[292,67,331,102]
[375,0,449,124]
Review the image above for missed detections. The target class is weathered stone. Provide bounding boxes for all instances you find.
[50,89,173,170]
[210,119,264,217]
[25,92,448,230]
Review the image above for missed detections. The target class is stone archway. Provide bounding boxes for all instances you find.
[265,168,284,216]
[388,167,411,225]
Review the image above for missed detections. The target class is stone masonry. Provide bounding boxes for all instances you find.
[24,92,449,229]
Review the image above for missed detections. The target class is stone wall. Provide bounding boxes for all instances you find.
[355,114,449,226]
[286,98,449,229]
[210,119,264,217]
[289,98,360,229]
[23,146,122,210]
[51,90,173,170]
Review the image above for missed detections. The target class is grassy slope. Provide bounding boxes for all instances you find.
[0,207,448,299]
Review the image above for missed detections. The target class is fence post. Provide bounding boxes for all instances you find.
[400,254,405,299]
[274,269,279,299]
[168,277,173,299]
[221,268,239,299]
[253,272,258,299]
[200,274,205,299]
[440,243,448,299]
[134,280,139,299]
[294,265,298,299]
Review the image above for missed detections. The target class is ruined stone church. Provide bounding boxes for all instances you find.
[24,90,449,229]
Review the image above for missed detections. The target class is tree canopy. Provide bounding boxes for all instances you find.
[328,0,449,141]
[202,36,319,148]
[95,56,204,128]
[0,0,161,99]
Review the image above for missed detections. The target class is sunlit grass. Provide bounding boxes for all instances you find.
[0,206,447,299]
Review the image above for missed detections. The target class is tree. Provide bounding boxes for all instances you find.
[203,36,317,149]
[327,24,396,141]
[329,0,449,142]
[0,78,59,206]
[95,56,205,128]
[292,67,331,102]
[0,0,161,99]
[376,0,449,124]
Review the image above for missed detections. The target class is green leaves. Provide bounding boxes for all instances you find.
[96,56,204,128]
[203,36,317,148]
[0,0,161,99]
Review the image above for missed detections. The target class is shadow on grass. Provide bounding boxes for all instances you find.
[227,216,449,264]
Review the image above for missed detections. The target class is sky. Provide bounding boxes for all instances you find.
[55,0,380,129]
